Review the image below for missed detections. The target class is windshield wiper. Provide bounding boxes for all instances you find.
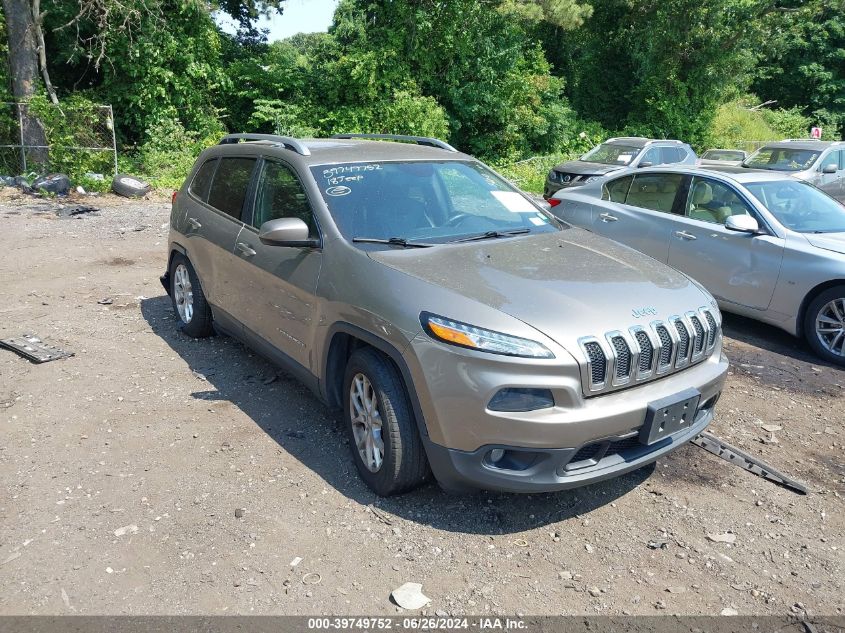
[352,237,436,248]
[450,228,531,243]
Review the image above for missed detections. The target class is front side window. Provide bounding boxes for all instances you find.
[581,143,641,166]
[253,161,317,236]
[310,160,559,244]
[189,158,218,202]
[746,180,845,233]
[685,177,753,224]
[624,173,684,213]
[207,157,257,220]
[743,147,821,172]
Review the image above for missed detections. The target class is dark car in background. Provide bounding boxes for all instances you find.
[544,137,697,199]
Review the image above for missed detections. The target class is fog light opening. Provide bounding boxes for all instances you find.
[488,388,554,412]
[489,448,505,463]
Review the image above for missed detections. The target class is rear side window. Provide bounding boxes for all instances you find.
[189,158,217,202]
[625,173,684,213]
[207,157,257,220]
[602,175,633,202]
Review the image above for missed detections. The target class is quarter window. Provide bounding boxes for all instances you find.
[207,157,257,220]
[625,173,684,213]
[602,175,633,202]
[189,158,218,203]
[685,177,753,224]
[253,161,317,236]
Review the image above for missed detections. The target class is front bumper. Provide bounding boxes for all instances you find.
[423,397,716,493]
[403,330,728,492]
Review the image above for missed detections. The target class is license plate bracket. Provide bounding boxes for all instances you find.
[639,388,701,445]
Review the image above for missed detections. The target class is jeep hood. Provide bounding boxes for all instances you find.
[804,232,845,255]
[368,229,713,352]
[553,161,623,176]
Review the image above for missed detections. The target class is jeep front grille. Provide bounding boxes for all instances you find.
[583,341,607,387]
[634,330,653,373]
[655,325,673,369]
[611,335,631,380]
[578,307,720,395]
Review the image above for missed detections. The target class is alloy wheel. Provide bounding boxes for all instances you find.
[349,373,384,472]
[815,297,845,357]
[173,263,194,324]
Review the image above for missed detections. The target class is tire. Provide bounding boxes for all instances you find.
[112,173,152,198]
[169,254,214,338]
[342,347,429,496]
[803,285,845,366]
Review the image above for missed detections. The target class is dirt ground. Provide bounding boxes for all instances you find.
[0,189,842,617]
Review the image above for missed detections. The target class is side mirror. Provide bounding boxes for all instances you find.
[822,163,838,174]
[258,217,317,247]
[638,161,653,168]
[725,214,760,234]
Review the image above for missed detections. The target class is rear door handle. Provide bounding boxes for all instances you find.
[236,242,257,257]
[599,212,618,222]
[674,230,697,241]
[187,217,202,230]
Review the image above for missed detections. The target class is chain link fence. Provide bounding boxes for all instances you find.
[0,102,117,177]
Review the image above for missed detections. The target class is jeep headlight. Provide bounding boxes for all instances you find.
[421,313,554,358]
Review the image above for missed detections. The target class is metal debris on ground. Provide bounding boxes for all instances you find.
[0,334,74,364]
[56,205,99,218]
[691,431,809,495]
[97,298,114,305]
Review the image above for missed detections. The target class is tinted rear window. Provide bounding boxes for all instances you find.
[189,158,218,202]
[207,157,257,220]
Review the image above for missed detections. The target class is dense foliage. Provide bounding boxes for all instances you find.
[0,0,842,190]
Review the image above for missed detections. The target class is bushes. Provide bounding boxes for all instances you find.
[707,98,820,151]
[128,117,223,190]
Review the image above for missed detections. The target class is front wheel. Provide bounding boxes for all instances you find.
[342,348,429,496]
[804,285,845,366]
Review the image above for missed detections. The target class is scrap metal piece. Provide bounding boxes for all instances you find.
[0,334,73,364]
[691,431,808,495]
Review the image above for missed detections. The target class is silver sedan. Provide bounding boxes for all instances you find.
[550,165,845,365]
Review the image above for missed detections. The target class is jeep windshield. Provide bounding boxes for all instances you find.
[742,147,821,171]
[580,143,641,166]
[746,180,845,233]
[311,160,560,245]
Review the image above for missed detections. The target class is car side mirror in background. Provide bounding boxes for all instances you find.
[638,161,653,168]
[725,215,760,234]
[258,217,318,247]
[822,163,838,174]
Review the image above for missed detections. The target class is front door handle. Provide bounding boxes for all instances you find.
[236,242,257,257]
[599,212,618,222]
[674,230,697,241]
[187,217,202,230]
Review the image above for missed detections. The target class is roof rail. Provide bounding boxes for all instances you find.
[330,133,458,152]
[219,133,311,156]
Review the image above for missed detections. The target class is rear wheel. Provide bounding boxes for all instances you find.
[169,254,214,338]
[804,285,845,366]
[343,347,429,496]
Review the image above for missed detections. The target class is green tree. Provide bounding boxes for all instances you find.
[752,0,845,137]
[549,0,773,145]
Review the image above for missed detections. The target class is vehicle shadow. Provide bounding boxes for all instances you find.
[141,294,655,535]
[720,312,844,396]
